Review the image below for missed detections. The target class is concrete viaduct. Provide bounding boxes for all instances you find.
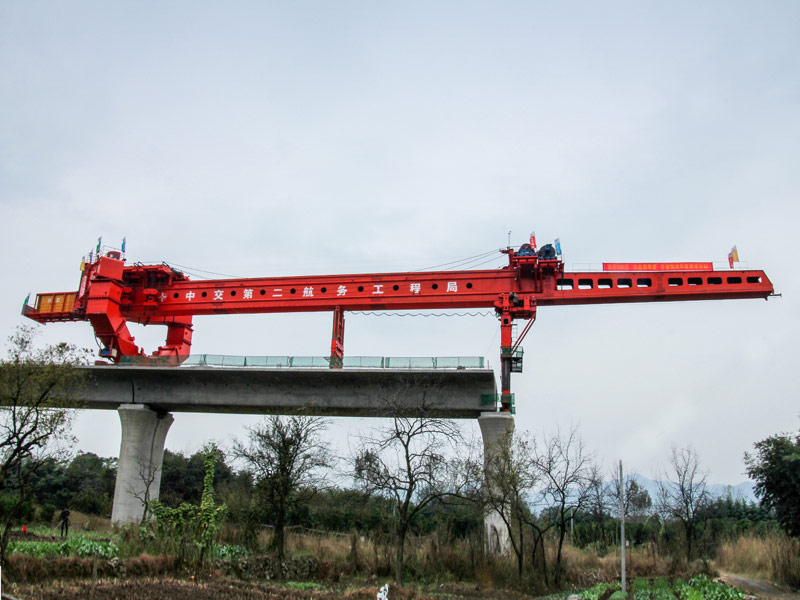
[73,364,513,539]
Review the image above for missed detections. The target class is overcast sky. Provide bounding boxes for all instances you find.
[1,1,798,486]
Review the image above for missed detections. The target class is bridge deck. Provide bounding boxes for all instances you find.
[76,366,498,418]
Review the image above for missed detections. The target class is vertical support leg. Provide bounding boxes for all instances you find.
[330,306,345,369]
[86,280,142,361]
[111,405,173,525]
[499,311,514,412]
[154,316,194,363]
[479,411,515,554]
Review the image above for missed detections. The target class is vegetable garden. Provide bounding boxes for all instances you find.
[581,577,745,600]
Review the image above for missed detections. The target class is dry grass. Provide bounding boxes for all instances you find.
[715,534,773,578]
[549,542,683,587]
[281,528,701,589]
[4,553,176,583]
[716,532,800,590]
[768,535,800,590]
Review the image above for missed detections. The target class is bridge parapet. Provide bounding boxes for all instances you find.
[118,354,487,370]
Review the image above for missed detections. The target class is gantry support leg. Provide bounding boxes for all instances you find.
[111,405,173,525]
[329,306,345,369]
[499,312,514,412]
[479,411,516,554]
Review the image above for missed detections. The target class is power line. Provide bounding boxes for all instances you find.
[412,249,500,271]
[144,247,504,281]
[350,311,493,318]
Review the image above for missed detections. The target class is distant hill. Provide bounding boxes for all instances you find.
[629,474,758,505]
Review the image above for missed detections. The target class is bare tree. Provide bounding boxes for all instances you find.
[128,457,159,524]
[352,390,466,585]
[480,429,538,580]
[584,470,612,549]
[233,414,331,561]
[656,445,710,562]
[0,326,88,564]
[532,425,596,586]
[609,473,653,519]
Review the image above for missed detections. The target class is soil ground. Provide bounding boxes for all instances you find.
[4,573,794,600]
[2,578,548,600]
[719,572,800,600]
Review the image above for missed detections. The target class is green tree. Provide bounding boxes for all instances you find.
[0,326,88,563]
[66,453,116,515]
[160,447,236,506]
[27,453,117,517]
[745,422,800,537]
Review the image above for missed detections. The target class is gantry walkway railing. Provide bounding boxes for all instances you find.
[118,355,487,369]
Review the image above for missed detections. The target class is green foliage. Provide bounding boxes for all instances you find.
[160,447,242,507]
[652,578,673,600]
[284,581,324,590]
[580,582,619,600]
[653,589,674,600]
[745,424,800,537]
[67,537,119,558]
[688,575,744,600]
[633,578,650,600]
[7,536,118,558]
[150,443,227,569]
[653,578,670,590]
[580,576,743,600]
[6,540,62,558]
[215,544,252,560]
[0,327,91,564]
[38,503,57,523]
[26,453,117,517]
[0,493,35,524]
[674,575,744,600]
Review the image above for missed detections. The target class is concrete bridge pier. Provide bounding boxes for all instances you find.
[478,411,515,554]
[111,404,173,525]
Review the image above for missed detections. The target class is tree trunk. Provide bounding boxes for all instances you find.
[0,518,12,567]
[684,520,693,563]
[516,518,524,579]
[555,524,567,586]
[539,534,549,587]
[394,525,407,585]
[275,511,286,563]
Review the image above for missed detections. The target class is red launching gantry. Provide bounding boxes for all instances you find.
[22,236,775,412]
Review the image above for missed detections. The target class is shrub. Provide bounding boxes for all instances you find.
[38,503,57,524]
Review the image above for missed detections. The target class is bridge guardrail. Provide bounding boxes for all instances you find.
[118,355,486,369]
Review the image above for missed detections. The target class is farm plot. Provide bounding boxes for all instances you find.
[579,576,746,600]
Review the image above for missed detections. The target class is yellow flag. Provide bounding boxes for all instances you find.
[728,245,739,267]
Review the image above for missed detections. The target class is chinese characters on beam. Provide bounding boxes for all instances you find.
[174,282,460,302]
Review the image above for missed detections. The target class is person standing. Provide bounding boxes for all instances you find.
[59,508,70,538]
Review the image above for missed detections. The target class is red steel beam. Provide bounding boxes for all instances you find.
[112,267,771,320]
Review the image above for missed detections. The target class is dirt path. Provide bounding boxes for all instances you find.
[719,572,800,600]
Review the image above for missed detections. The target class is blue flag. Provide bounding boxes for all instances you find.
[121,237,126,253]
[555,237,562,256]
